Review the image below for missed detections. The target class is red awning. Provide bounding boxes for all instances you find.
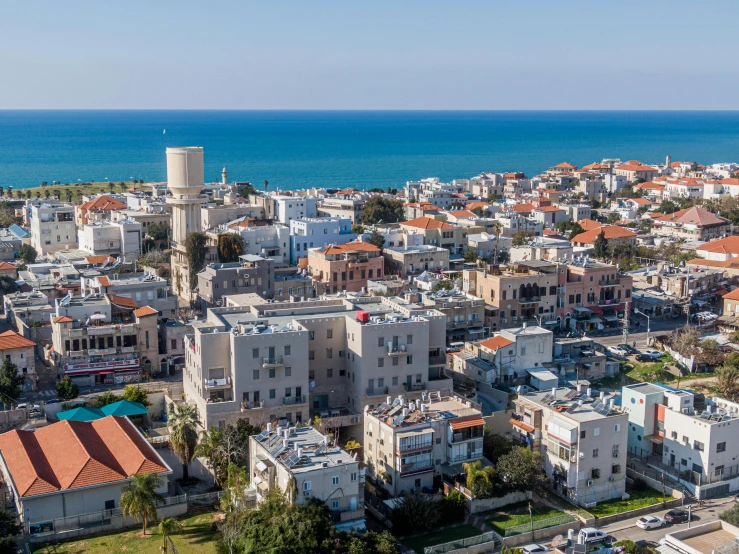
[450,416,485,431]
[509,419,535,433]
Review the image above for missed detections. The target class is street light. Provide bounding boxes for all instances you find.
[635,308,650,347]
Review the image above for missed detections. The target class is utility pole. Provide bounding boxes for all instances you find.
[661,472,666,508]
[622,301,630,346]
[528,501,534,539]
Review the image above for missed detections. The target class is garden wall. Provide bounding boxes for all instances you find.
[465,489,531,515]
[501,521,581,547]
[626,468,683,498]
[579,498,682,527]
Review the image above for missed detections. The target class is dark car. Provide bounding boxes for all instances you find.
[636,354,656,362]
[618,344,638,355]
[665,509,691,524]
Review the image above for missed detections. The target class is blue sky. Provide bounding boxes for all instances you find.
[1,0,737,109]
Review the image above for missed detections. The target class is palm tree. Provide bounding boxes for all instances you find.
[158,518,184,553]
[119,182,127,193]
[167,403,199,481]
[108,182,115,193]
[65,189,73,203]
[40,181,47,188]
[53,189,61,199]
[120,473,162,535]
[492,221,503,265]
[43,190,50,199]
[25,190,31,200]
[263,179,269,191]
[34,191,40,199]
[463,460,495,498]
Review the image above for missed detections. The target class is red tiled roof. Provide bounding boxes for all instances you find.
[686,258,739,269]
[634,181,665,191]
[510,419,535,433]
[577,219,604,231]
[579,162,609,172]
[0,416,168,498]
[53,316,73,324]
[86,256,116,265]
[723,288,739,301]
[479,335,514,351]
[697,236,739,256]
[511,203,535,213]
[465,202,490,211]
[314,242,381,255]
[536,206,564,213]
[628,198,651,206]
[553,162,577,169]
[133,306,158,318]
[653,206,728,226]
[0,331,36,351]
[720,178,739,186]
[572,226,637,245]
[445,210,477,218]
[97,276,111,287]
[78,195,127,213]
[107,294,138,309]
[0,262,15,271]
[617,160,658,172]
[449,416,485,430]
[402,217,455,230]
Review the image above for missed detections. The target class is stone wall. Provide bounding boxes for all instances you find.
[502,521,582,547]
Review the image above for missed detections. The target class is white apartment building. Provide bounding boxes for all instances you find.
[29,203,77,256]
[290,217,357,264]
[512,387,628,507]
[220,223,290,265]
[317,197,364,224]
[493,213,544,237]
[78,220,143,260]
[249,425,364,530]
[405,178,459,208]
[623,383,739,499]
[363,394,484,497]
[273,196,318,225]
[81,272,178,319]
[183,295,453,429]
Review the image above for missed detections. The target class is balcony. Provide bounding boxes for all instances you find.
[241,400,264,411]
[119,324,137,333]
[447,451,483,464]
[403,382,426,392]
[397,441,433,455]
[329,505,366,524]
[365,386,389,397]
[205,377,231,390]
[387,345,407,356]
[599,278,621,287]
[88,347,117,356]
[398,461,434,475]
[87,326,115,336]
[68,328,86,338]
[120,346,136,354]
[519,296,541,304]
[283,395,306,406]
[262,356,284,368]
[428,353,447,366]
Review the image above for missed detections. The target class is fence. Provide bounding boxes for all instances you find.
[504,514,575,537]
[424,530,500,554]
[188,491,225,507]
[629,448,739,487]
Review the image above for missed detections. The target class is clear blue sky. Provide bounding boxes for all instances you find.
[1,0,737,110]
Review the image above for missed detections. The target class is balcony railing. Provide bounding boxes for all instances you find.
[519,296,541,303]
[397,441,433,454]
[447,451,484,464]
[403,382,426,392]
[387,345,406,356]
[87,326,115,336]
[366,386,389,396]
[205,377,231,390]
[599,278,621,287]
[241,400,264,411]
[283,395,306,406]
[88,347,117,356]
[68,328,85,337]
[398,461,434,474]
[262,356,284,367]
[428,353,447,366]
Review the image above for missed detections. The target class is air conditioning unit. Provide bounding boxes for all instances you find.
[501,319,508,324]
[608,476,615,482]
[586,479,594,487]
[303,490,312,497]
[512,316,518,321]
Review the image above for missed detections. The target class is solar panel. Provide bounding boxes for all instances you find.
[284,451,300,468]
[574,545,586,554]
[541,394,554,404]
[315,443,326,456]
[564,390,578,400]
[591,401,603,412]
[566,403,578,413]
[387,405,402,417]
[271,444,286,458]
[599,405,612,416]
[255,430,269,442]
[392,415,405,427]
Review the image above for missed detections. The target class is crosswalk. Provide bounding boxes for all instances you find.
[37,390,58,398]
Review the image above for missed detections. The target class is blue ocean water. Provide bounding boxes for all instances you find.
[1,110,738,190]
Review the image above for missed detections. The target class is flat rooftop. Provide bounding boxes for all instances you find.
[367,394,481,429]
[518,387,622,423]
[625,383,665,395]
[254,426,355,475]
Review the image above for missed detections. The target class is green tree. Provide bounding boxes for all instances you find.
[94,389,121,407]
[606,211,621,224]
[699,339,725,367]
[52,189,61,199]
[463,460,496,498]
[167,403,199,481]
[464,250,479,263]
[367,229,385,250]
[492,221,504,264]
[43,190,50,199]
[122,384,150,406]
[0,203,19,227]
[55,376,79,400]
[263,179,269,191]
[497,446,548,492]
[361,196,404,225]
[0,508,21,553]
[18,244,37,264]
[0,276,18,296]
[184,232,208,290]
[108,182,115,193]
[65,189,73,203]
[120,473,162,535]
[119,182,127,193]
[511,230,534,247]
[0,360,23,407]
[432,278,453,292]
[218,233,245,263]
[158,518,183,553]
[391,491,441,535]
[147,221,171,242]
[716,362,739,402]
[657,200,677,214]
[592,230,608,259]
[442,489,467,522]
[219,463,250,512]
[720,503,739,527]
[351,224,365,234]
[555,220,585,238]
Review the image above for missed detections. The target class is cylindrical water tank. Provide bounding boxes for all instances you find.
[166,147,205,195]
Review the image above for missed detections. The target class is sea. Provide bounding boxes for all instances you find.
[1,110,739,191]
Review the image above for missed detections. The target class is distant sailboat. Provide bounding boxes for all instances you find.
[163,129,166,135]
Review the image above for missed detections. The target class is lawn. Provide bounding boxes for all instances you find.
[588,488,670,518]
[486,502,574,535]
[3,180,143,201]
[403,524,481,554]
[32,512,218,554]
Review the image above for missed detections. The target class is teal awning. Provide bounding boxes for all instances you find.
[100,400,148,417]
[57,406,104,422]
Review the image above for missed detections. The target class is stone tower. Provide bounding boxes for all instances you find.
[166,147,205,304]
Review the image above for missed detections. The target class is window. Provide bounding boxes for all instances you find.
[392,376,398,385]
[252,348,259,359]
[539,342,544,353]
[309,351,315,360]
[269,368,276,378]
[591,468,600,479]
[592,449,599,458]
[717,442,726,453]
[612,444,619,458]
[594,427,600,437]
[580,430,586,439]
[683,435,689,444]
[332,476,339,486]
[520,346,525,355]
[171,339,177,350]
[339,369,346,376]
[327,329,333,339]
[331,500,340,510]
[285,367,291,377]
[303,481,311,491]
[378,358,384,368]
[694,440,704,452]
[392,357,398,366]
[269,389,276,399]
[253,370,260,380]
[351,472,357,482]
[671,431,678,439]
[326,348,333,358]
[612,464,621,474]
[327,368,333,378]
[406,355,413,364]
[284,345,291,355]
[378,337,384,347]
[614,423,620,432]
[285,387,292,397]
[309,331,315,340]
[105,500,115,510]
[407,334,413,344]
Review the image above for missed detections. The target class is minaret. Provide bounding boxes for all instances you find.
[222,167,228,185]
[166,147,205,303]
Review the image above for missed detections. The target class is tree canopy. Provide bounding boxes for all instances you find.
[147,221,170,242]
[367,229,386,250]
[184,232,208,289]
[360,197,404,225]
[0,508,21,554]
[120,473,162,535]
[122,384,150,406]
[19,244,37,264]
[511,230,534,247]
[167,403,199,481]
[592,230,608,259]
[218,233,245,263]
[55,376,79,401]
[496,446,548,492]
[0,360,24,404]
[0,276,17,296]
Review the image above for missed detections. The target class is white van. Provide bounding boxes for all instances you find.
[578,528,608,544]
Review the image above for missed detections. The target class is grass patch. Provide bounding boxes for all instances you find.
[5,180,143,201]
[32,512,218,554]
[588,488,669,518]
[486,502,573,535]
[403,524,481,554]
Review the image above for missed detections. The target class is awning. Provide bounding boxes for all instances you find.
[509,419,535,433]
[450,416,485,430]
[467,328,486,334]
[543,320,559,325]
[574,307,592,313]
[604,315,619,322]
[256,461,268,472]
[588,317,603,324]
[644,434,664,444]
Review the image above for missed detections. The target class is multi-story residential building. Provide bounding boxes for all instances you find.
[364,394,484,497]
[249,425,365,530]
[75,195,127,226]
[722,288,739,319]
[2,290,54,343]
[493,213,544,238]
[463,261,560,331]
[469,173,506,198]
[696,236,739,262]
[660,268,723,299]
[29,203,76,256]
[49,294,160,385]
[512,387,628,506]
[623,383,739,498]
[201,203,265,231]
[562,259,633,332]
[571,225,637,249]
[307,242,383,294]
[403,202,441,221]
[316,197,364,223]
[419,290,486,344]
[561,204,592,223]
[219,221,290,264]
[273,268,323,301]
[651,206,731,241]
[289,217,356,264]
[400,217,467,255]
[405,178,459,208]
[161,318,192,375]
[0,330,37,386]
[614,160,659,182]
[77,219,143,259]
[509,236,574,264]
[111,208,171,233]
[182,295,452,429]
[270,195,318,225]
[553,337,616,382]
[383,245,449,277]
[196,255,275,307]
[81,272,179,319]
[531,207,569,226]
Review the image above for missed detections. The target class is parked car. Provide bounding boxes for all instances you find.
[522,544,550,554]
[636,353,656,362]
[665,509,691,524]
[578,528,608,544]
[608,346,629,357]
[644,349,664,359]
[636,516,666,530]
[619,344,638,354]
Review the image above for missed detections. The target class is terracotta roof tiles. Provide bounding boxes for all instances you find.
[133,306,158,318]
[53,316,73,324]
[571,225,637,245]
[0,331,36,350]
[479,335,514,351]
[697,236,739,256]
[401,217,455,230]
[0,262,15,271]
[78,195,127,213]
[107,294,138,309]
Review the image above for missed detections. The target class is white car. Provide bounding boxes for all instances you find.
[608,346,629,357]
[636,516,665,530]
[579,528,608,544]
[644,349,664,359]
[522,544,550,554]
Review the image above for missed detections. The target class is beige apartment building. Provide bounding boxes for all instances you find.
[183,295,453,430]
[399,217,467,255]
[0,331,37,385]
[29,203,77,256]
[317,197,364,223]
[512,387,628,507]
[419,290,486,343]
[249,425,364,530]
[49,294,160,386]
[383,244,449,277]
[364,394,484,497]
[307,242,384,294]
[463,261,560,331]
